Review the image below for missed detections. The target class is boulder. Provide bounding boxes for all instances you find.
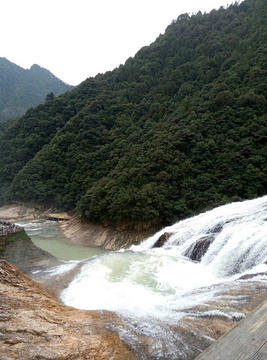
[1,230,62,275]
[186,235,215,261]
[153,232,172,248]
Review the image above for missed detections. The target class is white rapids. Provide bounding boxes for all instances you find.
[51,196,267,359]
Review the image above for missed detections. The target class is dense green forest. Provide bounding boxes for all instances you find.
[0,0,266,229]
[0,58,73,122]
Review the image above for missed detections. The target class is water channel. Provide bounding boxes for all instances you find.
[17,218,107,261]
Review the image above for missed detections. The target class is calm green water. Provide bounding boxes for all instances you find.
[17,219,108,261]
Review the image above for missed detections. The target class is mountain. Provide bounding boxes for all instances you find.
[0,58,74,122]
[0,0,266,230]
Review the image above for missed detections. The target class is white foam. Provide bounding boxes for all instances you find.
[58,196,267,359]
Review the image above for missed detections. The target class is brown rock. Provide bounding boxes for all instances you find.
[0,204,163,250]
[153,232,172,248]
[238,271,267,280]
[0,260,137,360]
[60,217,162,250]
[0,204,41,221]
[1,230,62,274]
[186,235,215,261]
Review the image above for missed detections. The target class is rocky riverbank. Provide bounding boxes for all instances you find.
[0,229,62,275]
[0,203,42,222]
[59,217,162,250]
[1,202,267,359]
[0,259,137,360]
[2,239,267,360]
[0,203,161,250]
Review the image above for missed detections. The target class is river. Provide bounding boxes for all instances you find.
[17,218,107,261]
[18,196,267,359]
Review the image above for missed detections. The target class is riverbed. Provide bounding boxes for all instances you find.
[14,196,267,360]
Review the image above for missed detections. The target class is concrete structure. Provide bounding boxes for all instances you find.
[195,299,267,360]
[46,213,71,221]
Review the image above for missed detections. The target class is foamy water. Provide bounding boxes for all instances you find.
[58,196,267,359]
[20,197,267,359]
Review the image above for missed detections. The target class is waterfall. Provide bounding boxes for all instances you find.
[59,196,267,360]
[132,195,267,278]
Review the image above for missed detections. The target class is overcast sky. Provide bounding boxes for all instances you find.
[1,0,240,85]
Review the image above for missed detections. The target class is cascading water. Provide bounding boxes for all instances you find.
[132,194,267,278]
[53,197,267,359]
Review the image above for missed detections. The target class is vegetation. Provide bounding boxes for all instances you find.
[0,0,266,229]
[0,230,29,255]
[0,58,73,122]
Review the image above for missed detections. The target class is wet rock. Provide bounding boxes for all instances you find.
[238,271,267,280]
[1,230,62,275]
[153,232,172,248]
[206,219,236,234]
[208,222,224,233]
[60,217,162,250]
[184,221,231,261]
[0,260,137,360]
[186,235,215,261]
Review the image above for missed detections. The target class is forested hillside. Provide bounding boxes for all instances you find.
[0,0,266,229]
[0,58,73,122]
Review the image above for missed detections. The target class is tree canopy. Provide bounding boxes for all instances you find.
[0,0,266,229]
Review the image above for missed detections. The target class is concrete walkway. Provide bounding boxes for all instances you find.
[46,212,71,221]
[195,299,267,360]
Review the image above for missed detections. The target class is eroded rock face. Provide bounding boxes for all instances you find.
[153,232,172,248]
[0,204,41,221]
[186,235,215,261]
[0,260,137,360]
[60,218,162,250]
[0,203,162,250]
[184,222,229,262]
[1,230,62,275]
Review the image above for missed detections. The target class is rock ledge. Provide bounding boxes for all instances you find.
[0,259,137,360]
